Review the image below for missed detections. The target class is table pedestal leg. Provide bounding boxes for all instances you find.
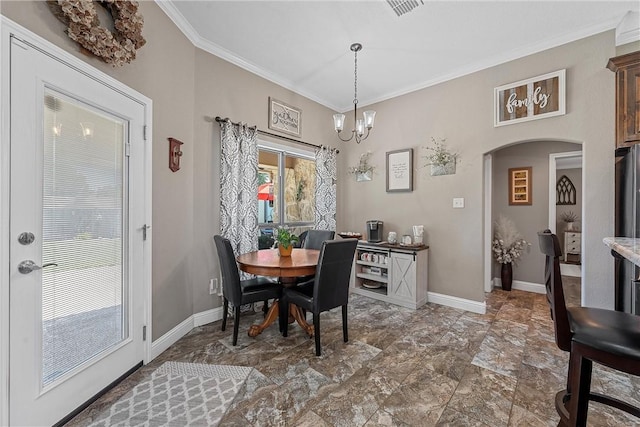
[247,300,314,337]
[248,301,280,337]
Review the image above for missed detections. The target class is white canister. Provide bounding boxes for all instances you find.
[388,232,397,244]
[402,235,412,245]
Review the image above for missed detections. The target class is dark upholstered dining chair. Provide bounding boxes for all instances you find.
[538,230,640,426]
[213,235,281,346]
[281,238,358,356]
[302,230,335,250]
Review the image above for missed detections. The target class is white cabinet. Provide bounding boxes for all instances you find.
[564,231,581,263]
[351,242,428,309]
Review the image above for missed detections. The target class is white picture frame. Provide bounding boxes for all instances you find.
[494,69,566,127]
[268,97,302,137]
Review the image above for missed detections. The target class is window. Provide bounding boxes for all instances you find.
[258,143,315,248]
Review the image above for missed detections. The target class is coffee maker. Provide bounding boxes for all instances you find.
[366,220,384,242]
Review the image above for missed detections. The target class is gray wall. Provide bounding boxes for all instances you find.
[492,142,581,284]
[337,31,619,308]
[0,1,337,339]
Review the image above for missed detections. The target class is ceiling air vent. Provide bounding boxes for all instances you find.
[387,0,424,17]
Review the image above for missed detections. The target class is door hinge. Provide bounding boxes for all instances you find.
[143,325,147,341]
[142,224,150,241]
[143,125,148,141]
[125,142,131,157]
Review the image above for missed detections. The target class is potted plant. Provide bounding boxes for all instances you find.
[276,227,299,257]
[492,215,530,291]
[423,137,459,176]
[560,211,578,231]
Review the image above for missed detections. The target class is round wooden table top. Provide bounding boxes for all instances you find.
[236,248,320,278]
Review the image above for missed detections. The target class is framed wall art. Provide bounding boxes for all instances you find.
[509,167,532,205]
[268,97,302,137]
[386,148,413,192]
[494,69,565,127]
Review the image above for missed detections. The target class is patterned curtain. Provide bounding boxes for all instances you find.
[220,121,259,266]
[314,146,337,230]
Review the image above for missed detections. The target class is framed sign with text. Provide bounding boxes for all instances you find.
[386,148,413,192]
[268,97,302,137]
[494,69,565,127]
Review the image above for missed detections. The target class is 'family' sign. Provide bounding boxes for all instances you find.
[494,69,566,127]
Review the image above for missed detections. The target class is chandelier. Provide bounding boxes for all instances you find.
[333,43,376,144]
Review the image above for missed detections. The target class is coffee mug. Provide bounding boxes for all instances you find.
[388,232,397,244]
[372,254,379,263]
[361,253,368,261]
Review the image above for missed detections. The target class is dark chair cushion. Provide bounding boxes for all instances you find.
[241,277,276,292]
[569,307,640,360]
[284,288,314,311]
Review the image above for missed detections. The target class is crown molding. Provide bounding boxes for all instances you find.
[156,1,625,112]
[154,0,341,112]
[616,11,640,46]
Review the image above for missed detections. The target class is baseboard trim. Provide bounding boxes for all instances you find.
[428,291,486,314]
[194,307,224,327]
[150,315,195,360]
[493,278,546,294]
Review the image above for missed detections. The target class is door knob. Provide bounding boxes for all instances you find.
[18,260,58,274]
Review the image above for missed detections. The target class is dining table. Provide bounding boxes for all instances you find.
[236,248,320,337]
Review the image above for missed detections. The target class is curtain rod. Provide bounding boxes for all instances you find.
[214,116,339,153]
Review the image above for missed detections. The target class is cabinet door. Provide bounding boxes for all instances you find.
[389,252,416,300]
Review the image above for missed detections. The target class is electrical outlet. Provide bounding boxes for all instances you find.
[209,278,218,295]
[453,197,465,208]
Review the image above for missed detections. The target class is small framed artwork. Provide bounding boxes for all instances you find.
[268,97,302,137]
[494,69,566,127]
[509,167,532,205]
[386,148,413,192]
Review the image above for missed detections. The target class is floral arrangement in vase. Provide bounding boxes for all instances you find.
[348,151,375,181]
[560,211,578,231]
[422,137,459,176]
[492,215,530,291]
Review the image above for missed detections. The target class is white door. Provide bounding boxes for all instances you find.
[9,37,147,426]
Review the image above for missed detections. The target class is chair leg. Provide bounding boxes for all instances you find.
[281,302,289,337]
[342,305,348,343]
[263,299,269,316]
[568,346,592,426]
[221,298,229,331]
[232,306,240,346]
[314,313,321,356]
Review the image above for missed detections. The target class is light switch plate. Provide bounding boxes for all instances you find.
[453,197,464,208]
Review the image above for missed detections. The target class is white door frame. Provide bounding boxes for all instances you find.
[0,17,153,425]
[483,154,493,292]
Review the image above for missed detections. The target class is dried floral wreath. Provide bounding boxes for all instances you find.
[47,0,146,67]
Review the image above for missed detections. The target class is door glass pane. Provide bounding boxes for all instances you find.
[283,154,315,224]
[42,91,127,387]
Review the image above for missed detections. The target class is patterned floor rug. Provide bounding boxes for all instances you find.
[88,362,253,426]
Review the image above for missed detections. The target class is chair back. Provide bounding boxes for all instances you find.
[213,235,241,305]
[303,230,335,250]
[537,230,572,352]
[312,238,358,312]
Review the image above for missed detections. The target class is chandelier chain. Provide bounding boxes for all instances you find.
[353,49,358,106]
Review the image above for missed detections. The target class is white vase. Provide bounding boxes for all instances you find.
[566,222,574,231]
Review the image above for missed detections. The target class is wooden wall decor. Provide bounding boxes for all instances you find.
[556,175,576,205]
[168,137,183,172]
[509,167,532,205]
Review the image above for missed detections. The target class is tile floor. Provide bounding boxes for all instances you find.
[69,277,640,426]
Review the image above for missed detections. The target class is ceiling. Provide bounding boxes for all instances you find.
[158,1,639,112]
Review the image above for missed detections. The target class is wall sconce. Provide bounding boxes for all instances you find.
[168,137,183,172]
